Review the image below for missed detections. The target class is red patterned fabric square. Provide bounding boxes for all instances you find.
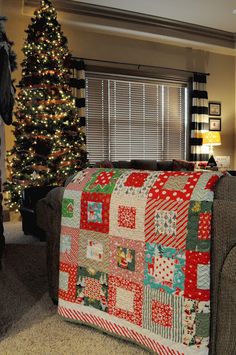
[148,172,201,201]
[118,206,136,229]
[84,277,101,299]
[184,251,210,301]
[151,300,173,327]
[59,262,77,302]
[108,275,143,326]
[145,198,189,250]
[80,192,110,233]
[94,171,115,186]
[124,172,149,188]
[198,212,211,240]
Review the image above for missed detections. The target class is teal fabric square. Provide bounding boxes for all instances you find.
[87,201,103,223]
[144,243,185,295]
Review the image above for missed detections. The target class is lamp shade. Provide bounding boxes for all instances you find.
[202,131,221,146]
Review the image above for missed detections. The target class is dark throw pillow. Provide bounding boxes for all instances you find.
[172,159,195,171]
[94,160,114,168]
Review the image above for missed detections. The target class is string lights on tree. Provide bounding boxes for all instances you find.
[5,0,87,211]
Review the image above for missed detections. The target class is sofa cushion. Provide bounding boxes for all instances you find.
[114,161,132,169]
[131,159,157,170]
[172,159,195,171]
[156,160,173,171]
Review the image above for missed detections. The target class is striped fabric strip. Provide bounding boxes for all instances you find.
[189,73,209,162]
[143,288,183,344]
[58,306,184,355]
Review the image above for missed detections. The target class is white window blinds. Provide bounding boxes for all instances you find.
[85,73,188,163]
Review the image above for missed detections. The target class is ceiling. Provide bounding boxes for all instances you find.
[76,0,236,33]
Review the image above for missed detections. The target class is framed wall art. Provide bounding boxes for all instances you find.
[209,102,221,116]
[209,117,221,131]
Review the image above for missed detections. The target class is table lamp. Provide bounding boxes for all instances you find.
[202,131,221,167]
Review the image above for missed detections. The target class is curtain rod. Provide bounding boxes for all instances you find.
[72,56,210,76]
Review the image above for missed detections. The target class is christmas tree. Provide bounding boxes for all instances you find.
[5,0,87,210]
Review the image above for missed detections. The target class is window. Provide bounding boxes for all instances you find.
[85,72,188,163]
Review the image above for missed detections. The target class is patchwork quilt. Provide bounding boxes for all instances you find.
[58,168,222,354]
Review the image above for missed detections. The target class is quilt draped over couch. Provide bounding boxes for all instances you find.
[58,168,222,354]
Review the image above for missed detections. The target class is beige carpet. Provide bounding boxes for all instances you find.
[0,222,149,355]
[0,293,149,355]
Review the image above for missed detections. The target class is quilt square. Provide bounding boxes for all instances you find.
[186,201,213,252]
[87,201,102,223]
[78,231,109,273]
[118,206,136,229]
[62,198,74,218]
[65,168,99,192]
[190,172,221,201]
[184,251,210,301]
[83,169,123,194]
[163,176,189,191]
[183,299,210,347]
[76,266,108,312]
[84,277,101,299]
[80,192,110,234]
[109,236,145,283]
[113,170,161,198]
[108,275,143,326]
[61,189,82,228]
[124,172,149,188]
[145,198,189,250]
[58,262,78,302]
[197,264,210,290]
[59,271,69,292]
[60,226,79,265]
[155,210,177,236]
[198,212,211,240]
[148,171,202,201]
[143,287,183,342]
[116,288,134,312]
[109,195,146,241]
[196,312,210,338]
[144,243,185,295]
[86,240,103,261]
[117,247,135,271]
[151,300,173,327]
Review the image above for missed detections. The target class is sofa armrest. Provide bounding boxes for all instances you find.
[210,199,236,354]
[214,175,236,202]
[215,245,236,355]
[36,186,65,303]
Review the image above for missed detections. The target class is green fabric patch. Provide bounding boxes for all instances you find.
[186,201,212,252]
[62,198,74,218]
[76,266,108,312]
[84,169,123,194]
[196,312,210,338]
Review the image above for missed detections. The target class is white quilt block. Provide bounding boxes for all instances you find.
[109,195,146,241]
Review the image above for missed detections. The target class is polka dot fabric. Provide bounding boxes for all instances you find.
[58,168,222,354]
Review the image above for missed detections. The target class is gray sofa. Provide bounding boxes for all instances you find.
[36,168,236,355]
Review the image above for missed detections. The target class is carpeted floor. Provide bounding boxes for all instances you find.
[0,222,149,354]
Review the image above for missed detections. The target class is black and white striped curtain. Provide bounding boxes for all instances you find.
[190,74,209,161]
[70,58,86,129]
